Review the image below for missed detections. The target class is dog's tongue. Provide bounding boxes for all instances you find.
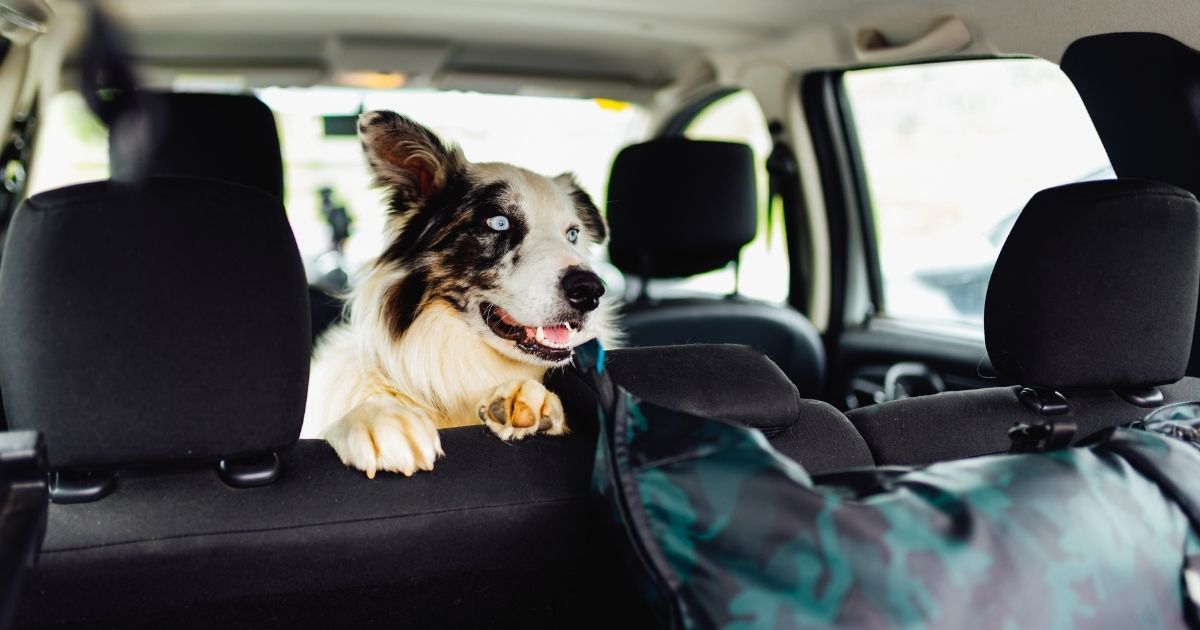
[542,324,571,345]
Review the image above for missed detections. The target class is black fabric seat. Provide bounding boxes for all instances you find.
[108,90,345,341]
[0,175,864,627]
[847,180,1200,465]
[606,138,825,397]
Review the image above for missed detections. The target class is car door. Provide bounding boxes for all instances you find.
[803,58,1114,410]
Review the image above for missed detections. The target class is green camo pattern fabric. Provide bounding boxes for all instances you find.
[580,342,1200,629]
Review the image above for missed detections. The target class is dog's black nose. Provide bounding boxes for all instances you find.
[561,269,604,312]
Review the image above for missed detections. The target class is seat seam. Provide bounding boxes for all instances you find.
[42,495,583,554]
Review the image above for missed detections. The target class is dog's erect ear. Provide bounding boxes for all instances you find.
[359,111,465,208]
[554,173,607,244]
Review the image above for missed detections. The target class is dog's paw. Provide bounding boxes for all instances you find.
[323,399,444,479]
[477,379,567,441]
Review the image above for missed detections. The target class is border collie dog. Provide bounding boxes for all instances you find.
[301,111,615,478]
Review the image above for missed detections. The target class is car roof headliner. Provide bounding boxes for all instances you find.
[67,0,1200,98]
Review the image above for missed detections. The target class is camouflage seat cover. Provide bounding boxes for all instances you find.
[580,342,1200,629]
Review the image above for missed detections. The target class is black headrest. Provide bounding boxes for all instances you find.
[1062,34,1200,377]
[0,177,310,469]
[1063,34,1200,202]
[984,180,1200,390]
[606,138,757,278]
[109,91,284,200]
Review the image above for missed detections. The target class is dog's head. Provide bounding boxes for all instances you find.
[359,110,609,367]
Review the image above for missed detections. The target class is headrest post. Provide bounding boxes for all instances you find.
[636,253,651,303]
[49,470,116,504]
[218,452,282,489]
[1016,387,1069,415]
[1116,387,1166,408]
[730,258,742,298]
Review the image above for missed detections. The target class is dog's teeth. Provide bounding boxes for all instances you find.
[535,326,545,342]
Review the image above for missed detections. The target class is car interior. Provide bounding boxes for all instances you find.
[5,0,1200,627]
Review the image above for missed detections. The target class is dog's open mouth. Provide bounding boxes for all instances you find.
[481,303,580,362]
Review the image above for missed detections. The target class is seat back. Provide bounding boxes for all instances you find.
[0,177,311,473]
[847,179,1200,465]
[606,138,826,396]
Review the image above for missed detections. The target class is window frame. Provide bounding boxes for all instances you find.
[824,55,1083,334]
[655,86,742,138]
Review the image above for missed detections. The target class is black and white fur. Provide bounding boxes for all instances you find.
[301,111,615,478]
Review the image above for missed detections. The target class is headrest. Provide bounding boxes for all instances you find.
[0,177,311,469]
[984,180,1200,390]
[109,91,284,200]
[1062,34,1200,201]
[1062,34,1200,377]
[606,138,757,278]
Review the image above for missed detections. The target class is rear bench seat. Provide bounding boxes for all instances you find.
[0,176,870,628]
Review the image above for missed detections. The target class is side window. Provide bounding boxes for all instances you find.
[843,59,1112,326]
[26,91,109,195]
[675,90,789,304]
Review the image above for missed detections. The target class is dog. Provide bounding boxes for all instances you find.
[301,111,615,478]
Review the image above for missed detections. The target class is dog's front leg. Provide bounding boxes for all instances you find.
[477,379,567,441]
[323,399,444,478]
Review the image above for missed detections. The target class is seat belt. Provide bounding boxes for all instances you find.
[0,99,36,243]
[3,3,149,243]
[79,4,153,183]
[765,120,810,313]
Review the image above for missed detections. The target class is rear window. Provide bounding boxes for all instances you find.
[28,88,649,283]
[842,58,1112,327]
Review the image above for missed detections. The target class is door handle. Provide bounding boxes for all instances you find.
[883,362,945,402]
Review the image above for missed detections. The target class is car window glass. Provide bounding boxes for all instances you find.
[673,90,789,304]
[843,58,1112,326]
[27,88,650,288]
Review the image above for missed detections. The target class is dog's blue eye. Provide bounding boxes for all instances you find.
[566,228,580,244]
[486,216,510,231]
